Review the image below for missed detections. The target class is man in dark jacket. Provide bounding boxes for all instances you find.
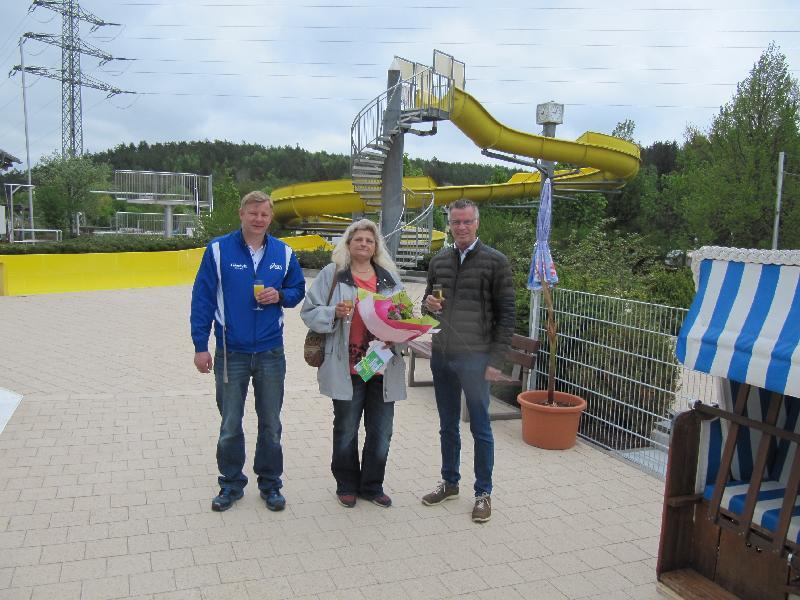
[420,199,515,523]
[191,191,305,513]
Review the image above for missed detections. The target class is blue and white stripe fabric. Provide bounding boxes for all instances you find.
[696,378,800,542]
[676,247,800,398]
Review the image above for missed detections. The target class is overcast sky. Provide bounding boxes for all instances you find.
[0,0,797,172]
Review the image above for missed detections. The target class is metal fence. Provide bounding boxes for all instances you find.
[112,170,213,211]
[113,212,198,236]
[10,228,62,243]
[533,288,716,477]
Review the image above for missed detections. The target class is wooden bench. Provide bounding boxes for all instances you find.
[407,334,540,421]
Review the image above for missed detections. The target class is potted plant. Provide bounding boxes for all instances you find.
[517,177,586,450]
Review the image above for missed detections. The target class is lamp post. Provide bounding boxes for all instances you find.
[529,101,564,344]
[19,37,35,241]
[772,151,785,250]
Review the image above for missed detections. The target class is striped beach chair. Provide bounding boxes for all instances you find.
[657,247,800,600]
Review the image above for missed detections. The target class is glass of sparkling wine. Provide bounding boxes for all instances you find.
[253,279,265,311]
[432,284,444,313]
[343,299,354,324]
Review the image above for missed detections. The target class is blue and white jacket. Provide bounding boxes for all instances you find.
[190,229,306,354]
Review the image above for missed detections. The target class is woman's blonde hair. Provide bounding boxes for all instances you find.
[331,218,397,272]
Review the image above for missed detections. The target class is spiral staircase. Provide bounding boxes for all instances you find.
[349,52,465,266]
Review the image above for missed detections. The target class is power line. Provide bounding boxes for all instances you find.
[0,12,32,59]
[90,67,744,88]
[112,2,799,11]
[88,22,800,34]
[78,55,797,75]
[86,34,798,50]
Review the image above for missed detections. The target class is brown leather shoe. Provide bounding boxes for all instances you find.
[421,481,459,506]
[471,494,491,523]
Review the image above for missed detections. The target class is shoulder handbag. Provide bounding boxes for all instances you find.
[303,273,338,367]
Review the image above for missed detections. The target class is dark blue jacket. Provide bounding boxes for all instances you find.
[190,229,305,353]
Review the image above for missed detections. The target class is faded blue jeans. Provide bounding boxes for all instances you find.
[331,375,395,498]
[430,351,494,496]
[214,347,285,493]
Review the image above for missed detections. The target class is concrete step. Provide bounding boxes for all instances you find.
[354,155,385,166]
[352,166,383,175]
[359,149,387,159]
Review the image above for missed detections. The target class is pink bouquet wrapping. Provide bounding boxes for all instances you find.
[355,289,439,343]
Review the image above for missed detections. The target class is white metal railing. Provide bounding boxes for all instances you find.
[11,228,62,243]
[391,188,435,267]
[533,288,716,477]
[113,212,198,236]
[110,170,213,212]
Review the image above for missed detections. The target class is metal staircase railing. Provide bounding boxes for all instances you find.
[350,51,465,266]
[350,62,455,208]
[390,187,436,268]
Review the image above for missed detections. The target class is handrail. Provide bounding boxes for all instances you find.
[382,186,434,241]
[350,65,455,171]
[11,228,62,243]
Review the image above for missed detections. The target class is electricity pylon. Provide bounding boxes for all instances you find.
[10,0,130,157]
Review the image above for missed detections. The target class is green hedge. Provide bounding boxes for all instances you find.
[0,235,207,255]
[295,249,332,270]
[0,235,337,274]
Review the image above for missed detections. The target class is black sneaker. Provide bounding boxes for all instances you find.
[211,488,243,512]
[367,493,392,508]
[260,489,286,511]
[421,481,459,506]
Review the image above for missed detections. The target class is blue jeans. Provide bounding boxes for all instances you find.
[214,347,285,493]
[430,351,494,496]
[331,375,395,497]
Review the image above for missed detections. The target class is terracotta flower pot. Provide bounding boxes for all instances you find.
[517,390,587,450]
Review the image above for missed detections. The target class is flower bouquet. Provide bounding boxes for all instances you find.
[355,289,439,343]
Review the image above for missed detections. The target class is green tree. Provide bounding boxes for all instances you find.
[679,43,800,248]
[403,153,424,176]
[197,170,242,239]
[34,153,111,237]
[611,119,636,142]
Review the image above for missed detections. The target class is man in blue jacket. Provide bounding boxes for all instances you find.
[191,191,305,513]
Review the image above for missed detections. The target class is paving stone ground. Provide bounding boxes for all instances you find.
[0,281,667,599]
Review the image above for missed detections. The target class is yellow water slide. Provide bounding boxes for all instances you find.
[271,88,640,251]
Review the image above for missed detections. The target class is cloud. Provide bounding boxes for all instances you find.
[0,0,796,170]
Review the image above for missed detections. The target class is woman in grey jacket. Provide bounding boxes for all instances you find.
[300,219,406,508]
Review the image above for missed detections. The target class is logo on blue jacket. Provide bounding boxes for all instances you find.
[269,262,283,271]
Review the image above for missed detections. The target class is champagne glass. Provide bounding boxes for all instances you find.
[432,284,444,314]
[253,279,265,311]
[343,299,354,324]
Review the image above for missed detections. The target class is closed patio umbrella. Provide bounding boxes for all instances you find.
[527,177,558,291]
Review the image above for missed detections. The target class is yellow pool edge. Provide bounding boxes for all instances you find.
[0,248,207,296]
[0,235,338,297]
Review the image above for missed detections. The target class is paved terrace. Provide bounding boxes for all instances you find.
[0,281,665,600]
